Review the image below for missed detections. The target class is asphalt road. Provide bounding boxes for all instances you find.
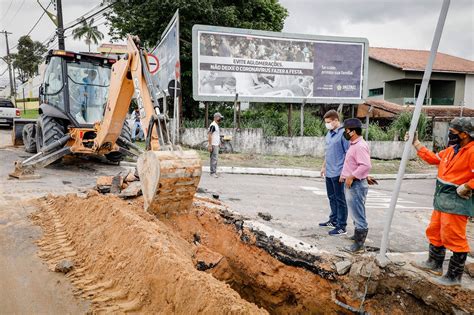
[200,169,474,254]
[0,126,473,313]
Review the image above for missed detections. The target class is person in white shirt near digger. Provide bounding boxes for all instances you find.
[208,112,224,178]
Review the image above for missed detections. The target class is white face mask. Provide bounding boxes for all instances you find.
[325,122,334,130]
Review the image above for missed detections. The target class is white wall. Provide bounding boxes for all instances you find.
[181,128,432,160]
[464,74,474,108]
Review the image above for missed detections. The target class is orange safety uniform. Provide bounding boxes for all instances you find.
[417,141,474,253]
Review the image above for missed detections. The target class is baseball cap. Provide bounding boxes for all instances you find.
[450,117,474,138]
[214,112,224,119]
[343,118,363,129]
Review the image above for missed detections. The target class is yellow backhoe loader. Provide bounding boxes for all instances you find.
[10,35,202,215]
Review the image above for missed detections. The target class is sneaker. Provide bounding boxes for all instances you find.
[210,173,219,178]
[328,228,347,236]
[318,221,336,228]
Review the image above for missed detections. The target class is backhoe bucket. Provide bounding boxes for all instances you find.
[137,150,202,215]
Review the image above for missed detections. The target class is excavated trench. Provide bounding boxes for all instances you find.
[30,193,473,314]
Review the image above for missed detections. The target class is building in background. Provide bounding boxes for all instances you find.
[97,43,127,59]
[367,47,474,108]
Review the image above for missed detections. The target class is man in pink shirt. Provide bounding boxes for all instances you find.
[339,118,372,253]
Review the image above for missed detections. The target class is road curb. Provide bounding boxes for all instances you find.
[122,162,436,180]
[202,166,437,180]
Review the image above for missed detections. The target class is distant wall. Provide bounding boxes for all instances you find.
[181,128,432,160]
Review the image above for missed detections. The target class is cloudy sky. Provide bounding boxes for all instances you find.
[0,0,473,85]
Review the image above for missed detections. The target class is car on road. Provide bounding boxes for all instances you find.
[0,98,20,127]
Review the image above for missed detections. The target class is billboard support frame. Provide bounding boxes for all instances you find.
[192,24,369,104]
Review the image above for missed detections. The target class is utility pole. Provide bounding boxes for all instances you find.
[56,0,65,50]
[1,30,15,100]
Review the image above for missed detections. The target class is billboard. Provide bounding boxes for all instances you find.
[192,25,368,104]
[150,10,180,96]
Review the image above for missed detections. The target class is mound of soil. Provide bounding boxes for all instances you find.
[30,193,474,314]
[31,194,264,313]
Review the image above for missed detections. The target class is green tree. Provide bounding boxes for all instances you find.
[72,18,105,52]
[10,36,47,83]
[107,0,288,120]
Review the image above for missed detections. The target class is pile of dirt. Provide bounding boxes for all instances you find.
[30,193,474,314]
[30,193,263,313]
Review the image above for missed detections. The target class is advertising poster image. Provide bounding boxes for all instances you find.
[193,26,368,103]
[150,11,180,96]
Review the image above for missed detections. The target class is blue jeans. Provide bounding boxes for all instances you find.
[132,121,143,140]
[345,179,369,230]
[325,176,348,229]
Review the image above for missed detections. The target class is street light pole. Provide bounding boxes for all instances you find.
[377,0,451,266]
[56,0,65,50]
[1,30,15,100]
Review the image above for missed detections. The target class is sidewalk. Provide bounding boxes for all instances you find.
[203,165,437,180]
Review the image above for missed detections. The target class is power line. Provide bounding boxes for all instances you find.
[10,1,52,51]
[5,0,26,26]
[64,2,115,31]
[0,0,14,23]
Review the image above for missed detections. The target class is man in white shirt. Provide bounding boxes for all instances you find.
[208,112,223,177]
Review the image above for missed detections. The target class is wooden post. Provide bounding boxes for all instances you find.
[288,104,293,137]
[300,99,306,136]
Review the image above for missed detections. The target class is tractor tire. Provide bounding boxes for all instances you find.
[35,114,66,152]
[22,123,37,153]
[105,121,132,163]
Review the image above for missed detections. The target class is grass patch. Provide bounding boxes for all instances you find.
[20,109,39,119]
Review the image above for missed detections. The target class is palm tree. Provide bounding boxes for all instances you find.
[72,18,104,52]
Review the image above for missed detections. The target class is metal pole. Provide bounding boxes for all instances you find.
[377,0,450,266]
[300,99,306,136]
[365,105,373,141]
[22,87,26,114]
[288,104,293,137]
[233,93,238,129]
[1,30,15,100]
[204,102,209,128]
[237,100,241,130]
[56,0,65,50]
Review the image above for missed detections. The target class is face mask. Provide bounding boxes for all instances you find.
[343,130,352,140]
[447,132,460,146]
[325,122,333,130]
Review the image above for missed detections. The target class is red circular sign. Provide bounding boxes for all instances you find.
[147,54,159,74]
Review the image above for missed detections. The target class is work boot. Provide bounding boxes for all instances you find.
[343,228,368,253]
[411,244,446,276]
[434,252,467,286]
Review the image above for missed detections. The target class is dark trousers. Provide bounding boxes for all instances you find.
[325,176,348,229]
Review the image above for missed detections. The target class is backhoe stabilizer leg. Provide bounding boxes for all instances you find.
[9,135,72,179]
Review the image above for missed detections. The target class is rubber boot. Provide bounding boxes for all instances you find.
[411,244,445,276]
[344,228,368,253]
[434,252,467,286]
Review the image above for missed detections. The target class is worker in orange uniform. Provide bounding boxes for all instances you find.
[410,117,473,286]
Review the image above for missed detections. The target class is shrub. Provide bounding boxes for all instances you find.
[390,111,428,141]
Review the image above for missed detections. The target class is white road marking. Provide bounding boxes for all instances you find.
[300,186,432,210]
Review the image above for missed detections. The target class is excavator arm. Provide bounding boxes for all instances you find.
[93,35,164,153]
[92,35,202,215]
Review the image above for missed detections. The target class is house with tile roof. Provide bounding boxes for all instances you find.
[367,47,474,108]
